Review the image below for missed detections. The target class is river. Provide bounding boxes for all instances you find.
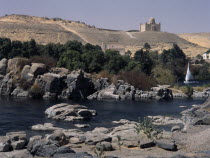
[0,97,206,136]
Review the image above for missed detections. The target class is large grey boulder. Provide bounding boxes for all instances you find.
[20,65,34,84]
[0,58,7,75]
[155,139,177,151]
[61,70,95,100]
[45,103,96,121]
[11,86,29,98]
[6,131,27,150]
[35,73,61,94]
[11,140,27,150]
[0,136,11,152]
[36,143,58,157]
[0,73,14,95]
[29,63,47,77]
[84,132,112,145]
[51,67,69,76]
[7,58,30,75]
[140,139,155,149]
[46,131,68,146]
[96,141,113,151]
[181,107,210,130]
[88,84,120,100]
[93,78,109,91]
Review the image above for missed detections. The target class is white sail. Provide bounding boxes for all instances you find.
[185,63,193,81]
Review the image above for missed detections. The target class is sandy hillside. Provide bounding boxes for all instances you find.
[0,14,208,57]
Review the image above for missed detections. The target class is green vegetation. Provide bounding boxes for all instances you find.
[116,135,123,151]
[1,37,209,90]
[135,117,161,140]
[180,86,194,98]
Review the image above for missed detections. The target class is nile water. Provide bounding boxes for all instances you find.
[0,97,206,135]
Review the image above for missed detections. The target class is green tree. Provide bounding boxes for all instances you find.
[57,50,84,70]
[81,50,105,73]
[0,38,11,59]
[134,49,154,75]
[104,50,127,74]
[143,43,151,51]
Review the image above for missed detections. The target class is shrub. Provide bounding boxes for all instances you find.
[152,66,177,85]
[29,84,44,99]
[117,70,156,90]
[30,56,56,68]
[180,86,193,98]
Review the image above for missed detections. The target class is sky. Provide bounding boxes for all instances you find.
[0,0,209,33]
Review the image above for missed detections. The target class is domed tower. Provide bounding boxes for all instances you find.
[140,18,161,32]
[149,17,156,24]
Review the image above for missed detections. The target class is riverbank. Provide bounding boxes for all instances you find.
[0,98,210,157]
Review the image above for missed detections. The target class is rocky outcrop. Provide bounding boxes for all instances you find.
[0,58,7,75]
[45,103,96,121]
[21,63,47,84]
[60,70,95,100]
[0,73,14,95]
[35,73,62,97]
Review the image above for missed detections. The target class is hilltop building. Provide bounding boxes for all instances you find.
[203,50,210,60]
[140,18,161,32]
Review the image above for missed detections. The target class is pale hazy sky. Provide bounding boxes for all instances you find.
[0,0,209,33]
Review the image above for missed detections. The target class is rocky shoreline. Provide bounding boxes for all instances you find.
[0,58,208,101]
[1,101,210,158]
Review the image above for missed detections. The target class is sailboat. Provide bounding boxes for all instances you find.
[184,62,195,83]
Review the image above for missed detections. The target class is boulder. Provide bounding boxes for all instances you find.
[6,131,27,150]
[74,124,90,128]
[6,131,27,142]
[155,139,177,151]
[0,136,11,152]
[88,84,120,100]
[27,135,42,153]
[55,146,75,154]
[51,67,69,76]
[93,78,109,91]
[11,140,27,150]
[123,140,140,148]
[96,142,113,151]
[36,144,58,157]
[29,63,47,77]
[69,136,86,144]
[77,109,93,119]
[31,123,62,131]
[35,73,61,94]
[7,58,30,74]
[11,86,29,98]
[0,73,14,95]
[62,70,95,100]
[20,65,34,84]
[0,58,7,75]
[47,131,68,146]
[85,133,112,145]
[171,126,181,132]
[140,140,155,149]
[181,107,210,130]
[45,103,96,121]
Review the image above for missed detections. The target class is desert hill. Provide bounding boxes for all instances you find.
[178,33,210,49]
[0,14,208,57]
